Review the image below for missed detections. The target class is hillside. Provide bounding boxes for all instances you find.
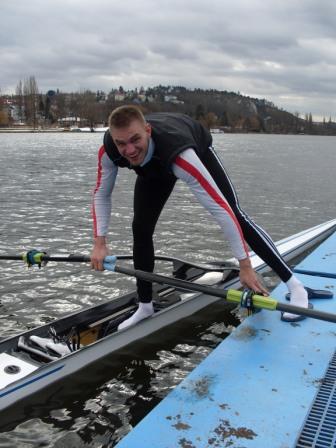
[1,83,335,135]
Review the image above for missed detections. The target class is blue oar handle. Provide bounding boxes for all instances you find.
[103,256,117,271]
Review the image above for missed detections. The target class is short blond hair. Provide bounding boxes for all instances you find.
[108,105,146,130]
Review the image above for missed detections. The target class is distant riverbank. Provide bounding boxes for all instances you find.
[1,127,333,136]
[0,127,108,133]
[0,128,65,133]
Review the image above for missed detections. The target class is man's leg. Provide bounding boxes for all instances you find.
[202,147,308,320]
[118,175,176,330]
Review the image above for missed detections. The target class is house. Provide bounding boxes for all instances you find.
[164,95,184,105]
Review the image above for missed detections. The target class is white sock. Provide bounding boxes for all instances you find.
[282,275,308,320]
[117,302,154,330]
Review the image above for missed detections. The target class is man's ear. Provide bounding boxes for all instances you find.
[145,122,151,136]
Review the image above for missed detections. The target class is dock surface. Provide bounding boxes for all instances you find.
[115,231,336,447]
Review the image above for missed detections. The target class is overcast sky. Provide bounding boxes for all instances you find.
[1,0,335,119]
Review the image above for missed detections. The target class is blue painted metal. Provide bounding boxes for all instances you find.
[296,349,336,447]
[294,233,336,278]
[115,231,336,448]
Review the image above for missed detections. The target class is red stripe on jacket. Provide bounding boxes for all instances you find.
[92,145,105,238]
[174,155,249,257]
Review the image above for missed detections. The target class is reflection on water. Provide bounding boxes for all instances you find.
[0,133,335,446]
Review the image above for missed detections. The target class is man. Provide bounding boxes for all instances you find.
[91,105,308,329]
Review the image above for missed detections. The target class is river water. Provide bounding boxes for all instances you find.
[0,133,335,447]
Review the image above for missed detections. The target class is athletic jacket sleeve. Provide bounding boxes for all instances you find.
[172,148,249,260]
[92,145,118,237]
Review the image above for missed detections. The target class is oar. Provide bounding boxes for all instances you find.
[101,257,336,324]
[0,252,233,272]
[0,253,91,263]
[1,251,335,324]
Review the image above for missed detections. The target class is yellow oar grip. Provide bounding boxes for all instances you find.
[226,289,278,311]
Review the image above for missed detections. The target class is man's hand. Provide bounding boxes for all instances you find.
[239,258,268,295]
[91,236,109,271]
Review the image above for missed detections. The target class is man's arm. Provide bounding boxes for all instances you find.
[172,148,267,294]
[91,145,118,270]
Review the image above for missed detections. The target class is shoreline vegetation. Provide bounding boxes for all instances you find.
[1,78,336,135]
[1,127,335,136]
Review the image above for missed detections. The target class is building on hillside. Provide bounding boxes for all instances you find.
[58,117,87,127]
[164,95,184,105]
[114,92,126,102]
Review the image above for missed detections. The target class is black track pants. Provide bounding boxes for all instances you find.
[132,174,176,301]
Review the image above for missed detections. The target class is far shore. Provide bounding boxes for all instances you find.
[0,128,66,133]
[0,127,334,136]
[0,127,107,133]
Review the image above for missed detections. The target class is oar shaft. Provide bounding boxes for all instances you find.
[114,266,336,324]
[114,265,228,299]
[2,252,336,324]
[44,255,91,263]
[0,254,91,263]
[0,255,23,260]
[276,302,336,323]
[0,253,228,272]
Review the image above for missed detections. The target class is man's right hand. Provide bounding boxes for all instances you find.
[91,237,109,271]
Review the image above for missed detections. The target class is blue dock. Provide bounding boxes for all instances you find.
[115,232,336,447]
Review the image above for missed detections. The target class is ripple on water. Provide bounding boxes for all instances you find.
[0,133,335,446]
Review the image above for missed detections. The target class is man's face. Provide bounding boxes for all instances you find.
[111,119,151,166]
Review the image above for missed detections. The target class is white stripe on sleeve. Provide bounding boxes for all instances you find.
[92,147,118,237]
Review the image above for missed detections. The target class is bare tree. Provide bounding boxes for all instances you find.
[23,76,39,128]
[16,80,25,123]
[69,89,105,127]
[200,112,218,129]
[0,89,7,126]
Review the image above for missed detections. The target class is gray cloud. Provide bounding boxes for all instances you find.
[1,0,336,119]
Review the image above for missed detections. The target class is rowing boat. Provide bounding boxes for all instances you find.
[0,219,336,412]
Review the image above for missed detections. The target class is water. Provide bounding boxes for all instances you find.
[0,133,335,446]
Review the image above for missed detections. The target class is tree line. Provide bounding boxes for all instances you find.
[1,77,335,135]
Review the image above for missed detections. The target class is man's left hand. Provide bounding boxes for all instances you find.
[239,258,268,295]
